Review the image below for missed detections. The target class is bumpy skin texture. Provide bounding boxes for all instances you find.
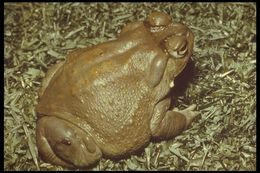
[36,12,198,168]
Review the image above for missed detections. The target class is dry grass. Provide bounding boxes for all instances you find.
[4,2,256,171]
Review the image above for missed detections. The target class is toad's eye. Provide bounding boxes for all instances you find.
[164,35,188,58]
[61,137,71,145]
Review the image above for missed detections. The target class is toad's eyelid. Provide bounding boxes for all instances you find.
[179,43,186,51]
[178,45,188,55]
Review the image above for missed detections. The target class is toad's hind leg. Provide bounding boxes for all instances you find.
[36,116,102,168]
[150,104,199,140]
[36,116,76,168]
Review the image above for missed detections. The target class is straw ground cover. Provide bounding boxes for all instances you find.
[4,2,256,171]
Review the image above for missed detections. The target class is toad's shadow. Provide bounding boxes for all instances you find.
[169,59,198,108]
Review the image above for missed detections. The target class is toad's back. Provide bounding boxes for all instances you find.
[36,26,160,156]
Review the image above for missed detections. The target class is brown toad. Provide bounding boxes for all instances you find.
[36,12,199,169]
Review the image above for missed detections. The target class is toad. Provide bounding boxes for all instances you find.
[36,12,199,169]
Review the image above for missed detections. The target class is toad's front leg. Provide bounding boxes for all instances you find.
[36,116,102,168]
[150,99,199,140]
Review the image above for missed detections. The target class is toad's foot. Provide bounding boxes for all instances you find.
[173,104,200,129]
[151,100,200,139]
